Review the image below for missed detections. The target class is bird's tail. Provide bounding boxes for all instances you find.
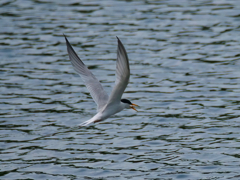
[79,113,103,127]
[79,119,95,127]
[78,118,96,127]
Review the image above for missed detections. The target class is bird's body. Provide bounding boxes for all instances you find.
[79,101,129,126]
[64,35,138,126]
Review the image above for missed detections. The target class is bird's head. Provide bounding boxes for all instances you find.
[121,99,138,112]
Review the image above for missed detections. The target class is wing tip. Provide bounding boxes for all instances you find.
[116,36,124,48]
[116,36,121,42]
[63,33,69,42]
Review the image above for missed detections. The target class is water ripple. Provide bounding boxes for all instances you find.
[1,0,240,179]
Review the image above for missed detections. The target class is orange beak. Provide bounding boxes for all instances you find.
[130,103,138,112]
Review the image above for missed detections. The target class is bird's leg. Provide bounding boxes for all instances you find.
[94,119,102,123]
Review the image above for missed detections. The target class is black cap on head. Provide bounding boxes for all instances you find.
[121,99,132,104]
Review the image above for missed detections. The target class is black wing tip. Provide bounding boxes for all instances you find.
[116,36,121,42]
[116,36,124,46]
[63,33,69,42]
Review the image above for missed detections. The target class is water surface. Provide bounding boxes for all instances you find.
[1,0,240,179]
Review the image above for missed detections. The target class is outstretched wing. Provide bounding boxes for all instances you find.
[105,37,130,107]
[64,35,109,111]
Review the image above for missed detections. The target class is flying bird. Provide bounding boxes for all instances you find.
[64,35,138,126]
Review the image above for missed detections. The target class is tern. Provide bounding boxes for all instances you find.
[64,35,138,126]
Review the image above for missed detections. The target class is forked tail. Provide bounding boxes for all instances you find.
[79,113,103,127]
[79,119,96,127]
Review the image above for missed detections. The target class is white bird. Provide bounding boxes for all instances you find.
[64,35,138,126]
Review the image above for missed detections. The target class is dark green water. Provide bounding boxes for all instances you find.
[1,0,240,179]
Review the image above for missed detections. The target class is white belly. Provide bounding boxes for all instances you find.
[78,102,126,126]
[99,103,125,120]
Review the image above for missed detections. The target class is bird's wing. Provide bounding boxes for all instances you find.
[105,37,130,107]
[64,35,109,111]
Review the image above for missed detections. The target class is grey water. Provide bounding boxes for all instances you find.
[1,0,240,179]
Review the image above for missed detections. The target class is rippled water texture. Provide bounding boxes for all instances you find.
[1,0,240,179]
